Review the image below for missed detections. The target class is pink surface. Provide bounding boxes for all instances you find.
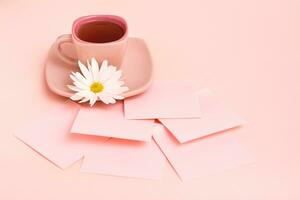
[1,0,300,199]
[124,80,201,119]
[159,89,247,143]
[153,123,253,180]
[71,102,153,141]
[81,138,165,179]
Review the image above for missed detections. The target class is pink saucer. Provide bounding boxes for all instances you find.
[45,37,153,98]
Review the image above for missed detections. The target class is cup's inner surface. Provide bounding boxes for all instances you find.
[75,17,126,43]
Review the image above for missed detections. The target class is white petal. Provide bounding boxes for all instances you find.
[105,70,122,85]
[77,90,93,97]
[73,81,89,90]
[98,94,110,104]
[99,60,108,75]
[105,94,117,104]
[122,86,129,91]
[70,74,79,83]
[108,86,129,94]
[78,61,92,80]
[111,94,125,100]
[74,72,91,85]
[67,85,82,92]
[70,94,83,101]
[116,81,125,86]
[104,83,122,91]
[104,81,125,90]
[91,57,99,68]
[109,98,116,104]
[107,65,117,73]
[70,74,89,89]
[99,65,117,83]
[79,97,90,103]
[91,58,99,81]
[89,95,97,106]
[99,92,119,104]
[87,60,92,70]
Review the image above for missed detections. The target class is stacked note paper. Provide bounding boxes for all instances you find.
[15,80,253,180]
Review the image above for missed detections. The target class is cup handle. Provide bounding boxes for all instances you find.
[53,34,78,66]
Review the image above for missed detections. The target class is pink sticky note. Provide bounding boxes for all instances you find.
[71,102,153,141]
[152,123,253,180]
[14,101,86,169]
[124,80,202,119]
[159,89,247,143]
[81,138,165,179]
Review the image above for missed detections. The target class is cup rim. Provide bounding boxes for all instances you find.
[72,15,128,45]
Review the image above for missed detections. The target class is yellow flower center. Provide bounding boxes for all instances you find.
[90,82,104,93]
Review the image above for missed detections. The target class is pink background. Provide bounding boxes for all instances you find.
[0,0,299,199]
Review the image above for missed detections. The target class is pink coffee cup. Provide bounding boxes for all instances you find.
[54,15,128,68]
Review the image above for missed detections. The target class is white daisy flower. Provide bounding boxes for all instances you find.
[68,58,129,106]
